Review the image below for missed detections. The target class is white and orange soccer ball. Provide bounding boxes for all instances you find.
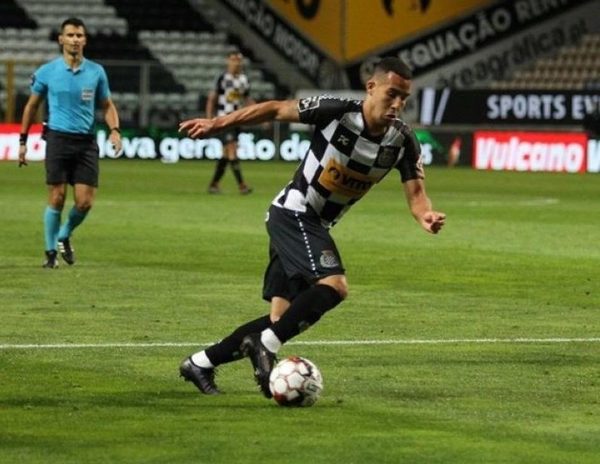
[269,356,323,407]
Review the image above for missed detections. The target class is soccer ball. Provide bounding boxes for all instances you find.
[269,356,323,407]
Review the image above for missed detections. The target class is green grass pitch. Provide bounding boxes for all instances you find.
[1,159,599,463]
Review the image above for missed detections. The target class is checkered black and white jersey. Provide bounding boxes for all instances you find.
[214,72,250,116]
[272,96,424,227]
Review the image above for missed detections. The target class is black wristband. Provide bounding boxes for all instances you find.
[19,133,28,145]
[110,127,121,134]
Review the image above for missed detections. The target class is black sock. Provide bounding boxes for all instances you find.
[205,315,271,366]
[270,284,342,344]
[230,159,244,185]
[211,158,229,184]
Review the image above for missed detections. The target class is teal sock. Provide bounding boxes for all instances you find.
[44,206,61,251]
[58,207,88,241]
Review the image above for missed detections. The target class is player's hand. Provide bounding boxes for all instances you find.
[18,145,28,167]
[420,211,446,234]
[110,132,123,157]
[179,118,215,139]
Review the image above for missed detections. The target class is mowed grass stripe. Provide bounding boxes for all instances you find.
[2,337,600,349]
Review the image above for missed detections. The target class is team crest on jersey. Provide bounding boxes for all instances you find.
[377,147,398,168]
[319,250,339,268]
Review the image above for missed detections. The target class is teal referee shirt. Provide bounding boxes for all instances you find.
[31,57,111,135]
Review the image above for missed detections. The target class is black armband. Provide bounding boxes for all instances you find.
[19,133,28,145]
[110,127,121,134]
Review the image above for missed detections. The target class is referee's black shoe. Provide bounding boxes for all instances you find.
[241,333,276,398]
[42,250,59,269]
[58,238,75,265]
[179,357,220,395]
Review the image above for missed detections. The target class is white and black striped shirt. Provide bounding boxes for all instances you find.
[272,96,424,227]
[214,72,250,116]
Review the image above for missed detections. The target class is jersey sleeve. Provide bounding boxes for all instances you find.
[96,66,111,101]
[212,74,222,93]
[396,127,425,182]
[30,66,48,97]
[243,75,250,98]
[297,96,355,127]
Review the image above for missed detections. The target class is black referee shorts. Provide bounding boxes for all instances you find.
[262,204,345,302]
[45,130,99,187]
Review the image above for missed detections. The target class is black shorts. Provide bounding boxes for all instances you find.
[262,204,345,302]
[45,130,99,187]
[217,128,240,145]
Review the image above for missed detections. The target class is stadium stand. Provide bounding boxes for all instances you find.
[104,0,213,33]
[1,0,280,125]
[0,1,45,119]
[13,1,595,124]
[19,0,127,36]
[106,0,278,108]
[16,0,183,96]
[491,33,600,90]
[0,0,36,29]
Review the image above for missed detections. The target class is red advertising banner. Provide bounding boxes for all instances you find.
[3,124,598,173]
[0,123,45,161]
[588,138,600,173]
[473,131,588,173]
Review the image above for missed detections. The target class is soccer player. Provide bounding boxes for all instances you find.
[18,17,122,268]
[205,50,253,194]
[178,57,446,396]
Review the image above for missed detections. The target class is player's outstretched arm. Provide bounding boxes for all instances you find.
[179,99,299,139]
[403,179,446,234]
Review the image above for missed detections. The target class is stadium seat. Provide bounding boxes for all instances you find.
[496,32,600,90]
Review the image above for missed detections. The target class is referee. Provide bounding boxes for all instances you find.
[18,17,122,268]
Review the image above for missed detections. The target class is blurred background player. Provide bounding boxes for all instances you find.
[18,17,122,268]
[205,50,253,194]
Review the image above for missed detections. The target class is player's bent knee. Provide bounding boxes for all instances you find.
[335,284,348,301]
[325,282,348,300]
[317,276,349,300]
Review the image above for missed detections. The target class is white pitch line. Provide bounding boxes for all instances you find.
[0,337,599,350]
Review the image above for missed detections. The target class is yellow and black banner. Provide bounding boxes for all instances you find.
[222,0,593,88]
[345,0,494,60]
[266,0,343,60]
[266,0,494,61]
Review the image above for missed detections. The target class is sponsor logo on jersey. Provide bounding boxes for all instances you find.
[226,89,243,103]
[318,158,374,198]
[336,134,351,146]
